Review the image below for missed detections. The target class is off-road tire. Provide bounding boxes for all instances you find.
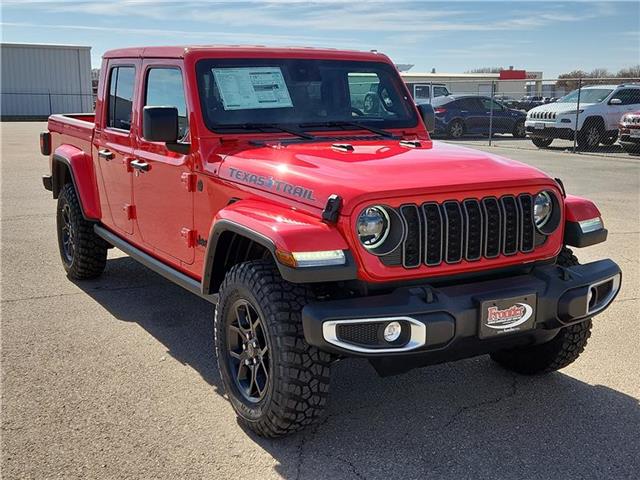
[490,247,592,374]
[531,136,553,148]
[448,119,465,139]
[56,183,108,279]
[214,260,332,437]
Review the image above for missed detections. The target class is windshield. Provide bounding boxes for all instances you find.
[557,88,613,104]
[196,58,418,132]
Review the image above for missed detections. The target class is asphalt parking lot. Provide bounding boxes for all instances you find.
[2,122,639,479]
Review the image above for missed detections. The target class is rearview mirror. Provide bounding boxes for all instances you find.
[609,98,622,105]
[143,106,179,143]
[417,103,435,133]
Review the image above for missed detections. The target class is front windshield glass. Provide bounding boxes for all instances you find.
[196,58,418,132]
[557,88,612,103]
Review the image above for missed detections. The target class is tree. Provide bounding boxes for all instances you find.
[465,67,504,73]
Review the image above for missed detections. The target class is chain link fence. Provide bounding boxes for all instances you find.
[0,92,95,120]
[416,77,640,158]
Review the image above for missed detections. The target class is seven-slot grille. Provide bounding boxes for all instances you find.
[393,194,536,269]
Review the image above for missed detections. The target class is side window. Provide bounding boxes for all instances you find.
[613,89,640,106]
[479,98,503,111]
[433,86,449,97]
[460,98,482,111]
[414,85,430,101]
[144,68,189,139]
[107,66,135,131]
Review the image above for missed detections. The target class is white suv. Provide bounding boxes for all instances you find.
[525,84,640,150]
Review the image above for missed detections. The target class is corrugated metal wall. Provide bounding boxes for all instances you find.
[1,43,93,117]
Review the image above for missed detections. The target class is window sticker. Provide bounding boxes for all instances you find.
[212,67,293,111]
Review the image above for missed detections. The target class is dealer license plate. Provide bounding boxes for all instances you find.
[478,294,537,339]
[534,122,545,130]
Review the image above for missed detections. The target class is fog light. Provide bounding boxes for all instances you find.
[383,321,402,342]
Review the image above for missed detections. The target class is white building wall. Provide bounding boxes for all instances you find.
[1,43,92,117]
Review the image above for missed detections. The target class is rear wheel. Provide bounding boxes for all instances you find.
[512,120,526,138]
[214,260,332,437]
[56,183,107,279]
[490,247,592,374]
[531,136,553,148]
[448,119,465,139]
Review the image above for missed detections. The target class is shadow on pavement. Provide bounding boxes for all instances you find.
[75,256,640,480]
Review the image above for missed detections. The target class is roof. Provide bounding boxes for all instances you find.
[0,42,91,50]
[103,45,386,61]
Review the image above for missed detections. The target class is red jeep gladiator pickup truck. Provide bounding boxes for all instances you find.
[41,46,621,437]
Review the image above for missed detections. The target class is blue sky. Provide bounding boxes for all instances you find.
[1,0,638,77]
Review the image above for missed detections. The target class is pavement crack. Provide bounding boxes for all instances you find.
[294,414,331,480]
[441,373,519,430]
[335,456,367,480]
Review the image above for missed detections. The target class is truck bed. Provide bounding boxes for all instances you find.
[47,113,96,157]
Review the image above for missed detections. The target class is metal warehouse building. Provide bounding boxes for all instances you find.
[1,43,93,119]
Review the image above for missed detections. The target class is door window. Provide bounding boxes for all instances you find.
[144,68,189,139]
[414,85,431,101]
[433,86,449,97]
[107,66,135,131]
[611,89,640,105]
[458,98,483,111]
[479,98,504,111]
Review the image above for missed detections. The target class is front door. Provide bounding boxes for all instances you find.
[132,64,194,264]
[93,63,138,234]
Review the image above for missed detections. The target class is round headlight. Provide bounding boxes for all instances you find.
[534,191,553,229]
[357,206,390,249]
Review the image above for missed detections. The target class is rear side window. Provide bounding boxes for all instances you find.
[458,98,482,110]
[107,66,135,131]
[144,68,189,139]
[612,89,640,105]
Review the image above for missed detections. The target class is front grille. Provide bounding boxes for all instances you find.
[392,195,537,268]
[529,111,557,120]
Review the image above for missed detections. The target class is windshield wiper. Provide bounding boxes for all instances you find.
[222,123,315,140]
[299,120,396,138]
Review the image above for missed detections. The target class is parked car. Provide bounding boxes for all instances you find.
[494,95,521,109]
[518,96,545,111]
[41,45,620,438]
[430,95,527,138]
[525,84,640,150]
[619,111,640,153]
[405,82,452,103]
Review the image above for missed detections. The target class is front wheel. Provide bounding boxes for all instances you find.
[490,247,592,374]
[214,260,332,437]
[577,121,603,150]
[531,136,553,148]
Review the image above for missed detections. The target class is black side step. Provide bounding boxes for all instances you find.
[94,225,218,305]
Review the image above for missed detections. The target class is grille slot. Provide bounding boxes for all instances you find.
[463,199,483,261]
[399,204,422,268]
[423,203,443,266]
[382,194,537,268]
[501,196,520,255]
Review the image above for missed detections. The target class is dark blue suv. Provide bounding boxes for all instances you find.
[429,95,527,139]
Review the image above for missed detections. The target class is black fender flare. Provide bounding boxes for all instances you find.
[201,219,357,295]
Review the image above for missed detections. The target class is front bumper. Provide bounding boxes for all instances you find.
[525,122,575,139]
[302,259,621,374]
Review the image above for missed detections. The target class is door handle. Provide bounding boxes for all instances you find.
[130,159,150,172]
[98,149,114,160]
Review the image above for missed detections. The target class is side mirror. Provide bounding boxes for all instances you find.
[417,103,435,133]
[609,98,622,105]
[143,106,179,143]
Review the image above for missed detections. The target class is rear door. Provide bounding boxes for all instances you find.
[458,97,485,133]
[93,62,139,234]
[132,62,194,264]
[606,88,640,130]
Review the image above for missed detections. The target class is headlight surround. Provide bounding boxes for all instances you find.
[533,190,561,235]
[357,206,389,249]
[534,191,553,229]
[356,205,405,255]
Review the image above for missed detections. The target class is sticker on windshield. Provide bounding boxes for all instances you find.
[212,67,293,111]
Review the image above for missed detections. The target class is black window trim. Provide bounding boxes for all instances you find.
[105,63,137,134]
[141,64,190,142]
